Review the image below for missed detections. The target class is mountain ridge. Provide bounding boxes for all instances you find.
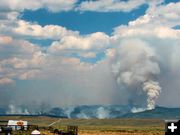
[1,105,180,119]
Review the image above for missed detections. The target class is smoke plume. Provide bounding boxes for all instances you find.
[112,39,161,111]
[143,81,161,110]
[6,104,29,115]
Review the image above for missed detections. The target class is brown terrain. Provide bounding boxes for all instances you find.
[0,116,164,135]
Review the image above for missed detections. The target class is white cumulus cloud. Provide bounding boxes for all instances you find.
[0,0,78,12]
[13,20,79,40]
[49,32,110,52]
[77,0,163,12]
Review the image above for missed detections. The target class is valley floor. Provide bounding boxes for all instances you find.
[41,130,164,135]
[0,116,165,135]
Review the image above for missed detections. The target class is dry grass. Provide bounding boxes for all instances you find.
[0,116,165,135]
[41,130,163,135]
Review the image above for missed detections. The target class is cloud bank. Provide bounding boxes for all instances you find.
[0,0,180,111]
[77,0,163,12]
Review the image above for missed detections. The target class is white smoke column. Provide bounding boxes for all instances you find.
[112,39,161,111]
[143,80,161,110]
[6,104,30,114]
[96,107,109,119]
[7,104,16,114]
[63,106,75,118]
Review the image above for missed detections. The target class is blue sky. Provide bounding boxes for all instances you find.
[20,4,148,35]
[173,25,180,30]
[20,2,148,63]
[164,0,179,3]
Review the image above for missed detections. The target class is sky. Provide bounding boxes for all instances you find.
[0,0,180,111]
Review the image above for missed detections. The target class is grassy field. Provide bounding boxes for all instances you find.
[0,116,165,135]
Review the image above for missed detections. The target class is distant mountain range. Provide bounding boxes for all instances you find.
[1,105,180,119]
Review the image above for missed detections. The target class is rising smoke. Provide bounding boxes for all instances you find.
[111,39,161,111]
[143,81,161,110]
[6,104,29,115]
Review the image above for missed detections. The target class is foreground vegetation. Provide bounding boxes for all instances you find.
[0,116,165,135]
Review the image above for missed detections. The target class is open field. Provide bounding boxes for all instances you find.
[0,116,165,135]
